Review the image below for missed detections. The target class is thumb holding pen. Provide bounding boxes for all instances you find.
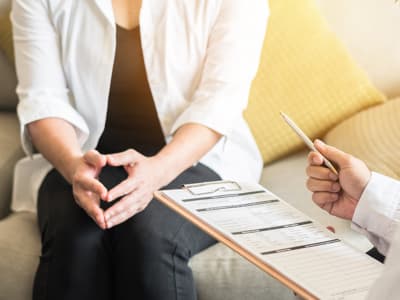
[305,140,371,220]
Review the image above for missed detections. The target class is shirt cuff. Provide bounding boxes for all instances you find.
[351,172,400,254]
[17,95,89,156]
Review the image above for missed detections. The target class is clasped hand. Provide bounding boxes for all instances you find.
[71,149,165,229]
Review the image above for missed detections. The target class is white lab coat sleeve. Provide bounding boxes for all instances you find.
[366,230,400,299]
[352,172,400,255]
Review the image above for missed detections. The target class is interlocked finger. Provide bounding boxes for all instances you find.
[76,174,107,199]
[107,149,143,167]
[105,191,151,228]
[106,177,139,202]
[73,189,106,229]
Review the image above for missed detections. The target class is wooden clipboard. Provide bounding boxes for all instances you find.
[154,190,318,300]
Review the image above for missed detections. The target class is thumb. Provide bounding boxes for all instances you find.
[84,150,107,169]
[314,140,351,168]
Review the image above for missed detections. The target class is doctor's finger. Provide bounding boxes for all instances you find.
[306,165,338,181]
[306,178,341,193]
[321,202,334,215]
[307,151,324,166]
[312,192,339,206]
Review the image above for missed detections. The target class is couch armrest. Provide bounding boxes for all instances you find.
[0,112,24,219]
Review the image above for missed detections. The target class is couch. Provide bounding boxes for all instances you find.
[1,0,400,299]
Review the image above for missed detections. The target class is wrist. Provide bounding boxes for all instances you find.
[358,170,372,200]
[64,153,84,184]
[153,152,186,187]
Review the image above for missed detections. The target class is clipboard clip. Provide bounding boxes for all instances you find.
[182,180,241,195]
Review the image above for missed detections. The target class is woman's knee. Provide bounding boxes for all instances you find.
[52,219,107,263]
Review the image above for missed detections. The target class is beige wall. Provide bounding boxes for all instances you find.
[317,0,400,98]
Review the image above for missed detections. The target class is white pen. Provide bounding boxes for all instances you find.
[280,112,338,175]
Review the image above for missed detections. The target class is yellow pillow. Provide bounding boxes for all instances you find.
[0,13,14,63]
[325,98,400,180]
[244,0,386,164]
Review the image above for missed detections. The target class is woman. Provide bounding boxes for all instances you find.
[11,0,268,299]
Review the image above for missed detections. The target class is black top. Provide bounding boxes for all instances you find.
[97,25,165,156]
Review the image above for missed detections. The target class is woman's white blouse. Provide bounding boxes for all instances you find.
[11,0,269,212]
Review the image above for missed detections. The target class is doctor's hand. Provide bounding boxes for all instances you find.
[306,140,371,220]
[71,150,108,229]
[103,149,168,228]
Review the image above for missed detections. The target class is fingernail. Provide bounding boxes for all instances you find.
[329,173,338,181]
[331,193,338,200]
[313,156,320,164]
[107,221,113,228]
[315,139,324,147]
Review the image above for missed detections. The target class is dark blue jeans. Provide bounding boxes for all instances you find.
[33,163,220,300]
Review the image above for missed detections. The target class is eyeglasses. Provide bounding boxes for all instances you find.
[183,180,242,195]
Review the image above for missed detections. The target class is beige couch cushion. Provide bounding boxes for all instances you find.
[0,112,24,218]
[191,243,296,300]
[0,212,40,300]
[325,98,400,179]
